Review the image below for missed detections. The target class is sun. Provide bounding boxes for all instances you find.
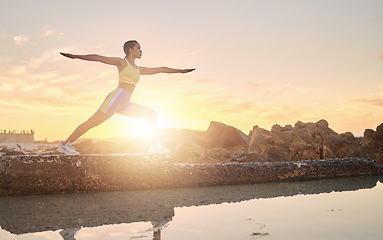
[111,116,151,139]
[111,112,179,139]
[129,119,153,138]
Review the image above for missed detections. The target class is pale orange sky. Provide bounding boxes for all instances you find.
[1,0,383,141]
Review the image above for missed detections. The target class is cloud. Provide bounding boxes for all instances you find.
[13,34,29,47]
[8,66,26,75]
[296,86,308,94]
[42,26,56,37]
[355,97,383,108]
[30,72,59,79]
[0,82,15,91]
[0,60,98,113]
[29,59,43,69]
[48,74,82,84]
[196,78,218,84]
[29,47,72,69]
[98,70,116,79]
[41,25,63,39]
[379,54,383,64]
[0,82,93,113]
[199,97,258,114]
[247,82,294,98]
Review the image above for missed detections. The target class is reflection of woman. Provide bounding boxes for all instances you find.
[59,228,80,240]
[152,220,169,240]
[57,40,195,155]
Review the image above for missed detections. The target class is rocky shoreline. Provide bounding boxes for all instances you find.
[73,119,383,165]
[1,119,383,196]
[1,120,383,165]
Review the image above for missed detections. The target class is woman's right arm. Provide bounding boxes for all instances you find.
[60,52,122,66]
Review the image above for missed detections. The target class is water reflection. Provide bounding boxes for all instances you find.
[0,176,381,239]
[59,228,80,240]
[58,223,166,240]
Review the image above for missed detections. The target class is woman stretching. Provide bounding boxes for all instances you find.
[57,40,195,155]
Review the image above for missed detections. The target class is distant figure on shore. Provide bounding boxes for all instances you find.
[57,40,194,155]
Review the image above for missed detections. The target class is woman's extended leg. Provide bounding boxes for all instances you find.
[63,110,111,145]
[57,110,111,155]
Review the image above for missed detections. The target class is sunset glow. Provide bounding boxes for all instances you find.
[1,1,383,141]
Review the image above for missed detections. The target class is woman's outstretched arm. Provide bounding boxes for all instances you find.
[60,52,122,66]
[139,66,195,75]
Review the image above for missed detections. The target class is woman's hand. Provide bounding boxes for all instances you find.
[180,68,196,74]
[60,52,77,59]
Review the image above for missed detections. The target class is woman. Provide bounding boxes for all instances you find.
[57,40,195,155]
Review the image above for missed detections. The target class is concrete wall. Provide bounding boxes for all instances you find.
[0,154,382,196]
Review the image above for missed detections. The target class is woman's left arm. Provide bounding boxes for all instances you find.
[139,66,195,75]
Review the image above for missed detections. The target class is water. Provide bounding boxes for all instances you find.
[0,176,382,240]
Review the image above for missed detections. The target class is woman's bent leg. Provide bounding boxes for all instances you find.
[118,102,158,137]
[118,103,170,153]
[63,110,111,145]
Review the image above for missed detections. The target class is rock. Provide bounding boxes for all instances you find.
[341,132,355,142]
[316,119,329,129]
[294,119,337,142]
[205,148,231,162]
[73,139,97,154]
[375,152,383,165]
[323,133,349,151]
[171,139,205,163]
[73,138,149,154]
[0,147,25,156]
[229,149,247,162]
[364,129,374,142]
[245,152,267,162]
[358,123,383,163]
[248,120,365,162]
[93,141,119,154]
[375,123,383,142]
[163,122,250,163]
[204,121,249,150]
[248,125,293,162]
[333,133,361,158]
[20,120,381,165]
[160,129,205,151]
[322,145,337,159]
[204,148,247,163]
[294,127,315,144]
[159,129,205,163]
[248,126,273,154]
[122,138,149,153]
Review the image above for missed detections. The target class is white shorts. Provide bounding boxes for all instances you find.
[98,88,155,119]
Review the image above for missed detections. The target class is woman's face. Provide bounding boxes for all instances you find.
[130,43,142,59]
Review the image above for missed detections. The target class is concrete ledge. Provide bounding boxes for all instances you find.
[0,155,382,196]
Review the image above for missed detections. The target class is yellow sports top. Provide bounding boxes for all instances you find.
[119,59,140,86]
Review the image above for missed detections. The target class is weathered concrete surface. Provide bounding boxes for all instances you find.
[0,154,382,196]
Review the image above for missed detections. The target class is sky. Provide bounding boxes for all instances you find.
[0,0,383,141]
